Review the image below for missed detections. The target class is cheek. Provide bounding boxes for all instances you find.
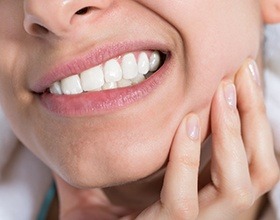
[193,6,260,71]
[143,0,261,78]
[181,2,261,112]
[175,2,261,139]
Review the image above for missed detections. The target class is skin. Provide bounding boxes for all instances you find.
[0,0,262,186]
[0,0,279,219]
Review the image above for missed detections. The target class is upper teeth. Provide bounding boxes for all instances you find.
[49,51,161,95]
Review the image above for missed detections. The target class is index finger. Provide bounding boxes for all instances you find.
[160,114,201,218]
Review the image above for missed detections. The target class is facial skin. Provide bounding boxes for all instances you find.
[0,0,261,188]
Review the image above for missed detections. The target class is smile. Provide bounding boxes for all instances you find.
[34,42,171,116]
[49,51,164,95]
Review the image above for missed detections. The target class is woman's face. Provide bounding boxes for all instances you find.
[0,0,261,188]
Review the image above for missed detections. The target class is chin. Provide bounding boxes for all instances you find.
[48,133,173,189]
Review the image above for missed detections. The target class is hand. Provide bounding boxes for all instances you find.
[129,59,279,220]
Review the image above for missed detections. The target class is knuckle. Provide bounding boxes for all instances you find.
[242,96,266,117]
[178,155,200,170]
[163,197,198,220]
[255,101,267,116]
[257,165,280,194]
[271,167,280,185]
[170,201,198,220]
[218,116,241,139]
[229,187,254,211]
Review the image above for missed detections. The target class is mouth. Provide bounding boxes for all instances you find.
[34,42,171,116]
[47,50,166,95]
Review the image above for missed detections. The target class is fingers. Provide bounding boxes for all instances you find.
[207,81,254,210]
[160,114,201,219]
[197,80,254,219]
[136,114,202,220]
[211,82,251,189]
[199,59,279,218]
[235,59,279,197]
[137,59,279,220]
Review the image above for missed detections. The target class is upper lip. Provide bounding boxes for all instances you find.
[31,41,170,94]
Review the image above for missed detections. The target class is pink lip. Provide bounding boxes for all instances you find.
[33,41,171,116]
[32,41,169,94]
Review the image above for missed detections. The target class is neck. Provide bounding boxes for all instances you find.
[103,168,165,210]
[54,168,165,218]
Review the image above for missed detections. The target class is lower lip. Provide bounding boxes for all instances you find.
[39,58,170,117]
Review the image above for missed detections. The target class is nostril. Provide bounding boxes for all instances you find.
[75,7,92,15]
[31,24,49,35]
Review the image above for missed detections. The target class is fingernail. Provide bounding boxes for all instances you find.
[248,60,261,86]
[223,83,237,109]
[186,115,200,141]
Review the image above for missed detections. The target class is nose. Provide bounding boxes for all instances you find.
[23,0,112,38]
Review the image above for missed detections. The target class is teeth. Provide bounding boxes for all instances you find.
[122,53,138,80]
[104,59,122,83]
[49,51,164,95]
[61,75,83,95]
[138,52,149,75]
[149,51,161,72]
[118,79,132,88]
[80,65,104,91]
[131,74,145,85]
[102,82,117,90]
[50,82,62,95]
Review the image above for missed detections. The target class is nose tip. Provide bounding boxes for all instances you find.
[23,0,112,38]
